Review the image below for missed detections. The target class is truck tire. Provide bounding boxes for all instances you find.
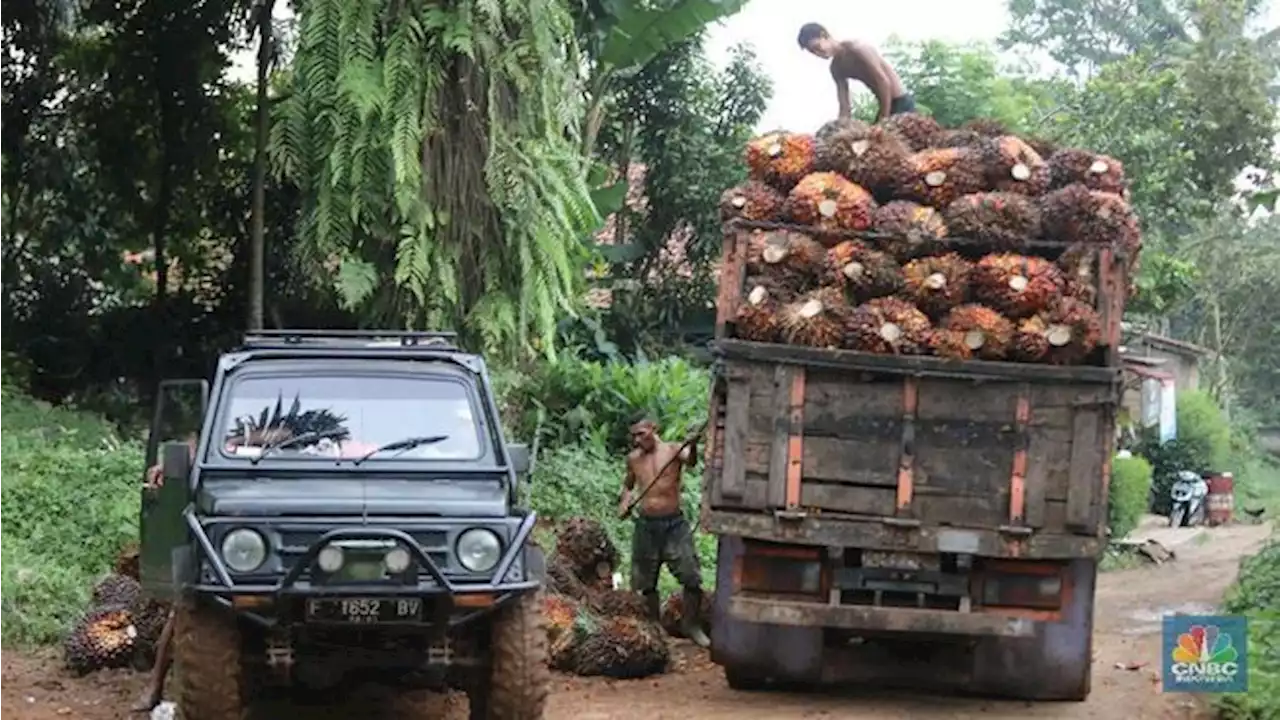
[469,592,549,720]
[172,598,245,720]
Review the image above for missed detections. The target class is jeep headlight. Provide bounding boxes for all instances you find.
[221,528,268,573]
[456,528,502,572]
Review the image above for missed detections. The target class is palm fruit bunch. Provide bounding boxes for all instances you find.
[880,112,943,151]
[936,129,986,149]
[547,555,589,599]
[554,517,619,590]
[971,253,1066,319]
[931,304,1015,361]
[981,136,1051,196]
[542,594,581,645]
[745,131,816,191]
[871,201,949,261]
[115,542,141,580]
[901,253,973,318]
[844,297,932,355]
[778,287,850,349]
[816,117,871,144]
[1015,299,1103,365]
[719,180,785,224]
[91,573,142,607]
[784,171,876,239]
[1040,185,1141,256]
[815,123,914,196]
[943,192,1040,253]
[1010,315,1051,363]
[734,277,795,342]
[570,616,670,679]
[1048,148,1127,195]
[1026,136,1060,160]
[64,606,139,675]
[660,592,713,640]
[961,117,1011,138]
[128,596,170,669]
[897,148,987,209]
[1058,243,1100,305]
[585,588,649,620]
[744,229,826,291]
[824,241,904,302]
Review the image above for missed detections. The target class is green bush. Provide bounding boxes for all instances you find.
[1108,454,1153,539]
[1217,539,1280,719]
[0,385,144,645]
[503,355,710,454]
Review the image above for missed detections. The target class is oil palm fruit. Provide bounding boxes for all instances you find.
[1058,243,1100,305]
[1010,316,1051,363]
[92,574,142,608]
[778,287,850,348]
[570,616,670,679]
[64,606,138,675]
[746,131,816,191]
[1025,136,1060,160]
[871,200,949,261]
[935,304,1014,360]
[719,180,785,224]
[1048,148,1127,195]
[735,277,795,342]
[816,117,871,144]
[543,594,582,645]
[971,253,1066,319]
[943,192,1041,253]
[901,253,974,317]
[128,597,170,668]
[815,124,914,196]
[982,136,1051,196]
[880,112,943,151]
[824,240,904,302]
[937,129,986,149]
[785,172,877,240]
[1027,298,1103,365]
[961,117,1010,137]
[1040,185,1142,257]
[898,148,987,209]
[843,297,932,355]
[744,229,826,291]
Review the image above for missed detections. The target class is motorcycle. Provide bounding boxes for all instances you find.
[1168,470,1209,528]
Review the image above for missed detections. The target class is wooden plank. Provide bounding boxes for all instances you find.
[713,339,1122,383]
[767,364,793,508]
[719,375,751,500]
[715,227,747,339]
[1009,386,1031,525]
[786,369,807,509]
[741,438,899,487]
[800,482,897,516]
[916,379,1019,422]
[914,487,1007,527]
[1066,409,1102,532]
[897,377,918,512]
[1023,431,1051,528]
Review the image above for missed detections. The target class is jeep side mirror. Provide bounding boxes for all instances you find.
[161,441,192,484]
[506,443,531,475]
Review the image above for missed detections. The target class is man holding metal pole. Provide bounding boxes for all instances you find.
[618,416,711,648]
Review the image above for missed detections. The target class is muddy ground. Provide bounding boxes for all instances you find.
[4,519,1271,720]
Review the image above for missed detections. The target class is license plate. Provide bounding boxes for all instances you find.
[305,598,423,624]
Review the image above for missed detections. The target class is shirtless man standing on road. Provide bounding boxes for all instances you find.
[797,22,916,123]
[618,417,711,648]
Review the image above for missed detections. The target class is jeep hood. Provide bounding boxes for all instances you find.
[196,477,508,517]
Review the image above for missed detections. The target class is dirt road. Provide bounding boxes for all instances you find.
[4,520,1271,720]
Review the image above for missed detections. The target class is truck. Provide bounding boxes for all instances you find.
[701,220,1129,701]
[139,330,547,719]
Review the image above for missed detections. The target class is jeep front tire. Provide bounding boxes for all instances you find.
[469,591,549,720]
[173,598,245,720]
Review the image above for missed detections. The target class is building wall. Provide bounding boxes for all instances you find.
[1129,344,1200,391]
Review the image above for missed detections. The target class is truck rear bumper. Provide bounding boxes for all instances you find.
[728,596,1036,637]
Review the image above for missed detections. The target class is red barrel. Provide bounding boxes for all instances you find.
[1206,472,1234,526]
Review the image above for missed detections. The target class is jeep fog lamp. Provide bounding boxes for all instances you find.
[384,546,412,573]
[221,529,267,573]
[456,529,502,572]
[317,545,345,573]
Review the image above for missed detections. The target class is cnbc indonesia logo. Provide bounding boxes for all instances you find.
[1166,622,1244,691]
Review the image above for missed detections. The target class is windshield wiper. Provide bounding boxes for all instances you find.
[351,435,450,466]
[248,429,350,465]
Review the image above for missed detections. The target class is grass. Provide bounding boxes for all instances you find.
[1,381,144,645]
[1216,536,1280,719]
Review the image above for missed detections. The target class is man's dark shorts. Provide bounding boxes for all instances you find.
[890,93,916,115]
[631,513,701,593]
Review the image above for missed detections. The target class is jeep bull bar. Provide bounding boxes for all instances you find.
[185,509,541,626]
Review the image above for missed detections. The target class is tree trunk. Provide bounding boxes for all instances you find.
[247,0,275,332]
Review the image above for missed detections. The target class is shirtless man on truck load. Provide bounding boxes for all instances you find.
[798,22,916,122]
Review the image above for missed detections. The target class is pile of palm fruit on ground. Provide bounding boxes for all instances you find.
[62,544,170,675]
[541,517,711,679]
[720,113,1141,365]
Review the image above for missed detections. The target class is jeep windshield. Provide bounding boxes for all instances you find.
[217,373,483,462]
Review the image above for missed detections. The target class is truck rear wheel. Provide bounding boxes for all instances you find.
[468,591,549,720]
[172,598,245,720]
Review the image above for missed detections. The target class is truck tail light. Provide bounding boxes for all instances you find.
[978,561,1066,611]
[737,541,824,597]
